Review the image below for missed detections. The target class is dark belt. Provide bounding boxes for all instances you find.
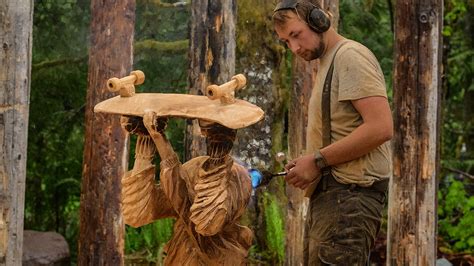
[316,171,389,202]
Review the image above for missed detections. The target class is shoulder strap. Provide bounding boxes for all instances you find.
[322,42,348,147]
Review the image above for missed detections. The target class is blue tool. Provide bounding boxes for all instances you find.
[248,169,287,189]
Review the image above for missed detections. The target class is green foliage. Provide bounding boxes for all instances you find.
[438,176,474,253]
[438,1,474,255]
[237,0,283,60]
[134,1,190,93]
[125,219,175,262]
[262,192,285,264]
[26,1,90,261]
[442,0,474,160]
[33,0,90,61]
[443,0,468,37]
[339,0,394,99]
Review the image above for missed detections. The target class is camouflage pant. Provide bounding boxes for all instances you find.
[303,174,388,266]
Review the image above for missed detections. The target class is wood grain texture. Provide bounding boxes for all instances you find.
[0,0,33,264]
[78,0,135,265]
[387,0,442,264]
[121,122,253,265]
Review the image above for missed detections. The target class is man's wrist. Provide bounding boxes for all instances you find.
[314,150,329,169]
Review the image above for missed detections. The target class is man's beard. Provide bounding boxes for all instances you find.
[301,34,325,61]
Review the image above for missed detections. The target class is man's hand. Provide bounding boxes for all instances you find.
[284,154,321,190]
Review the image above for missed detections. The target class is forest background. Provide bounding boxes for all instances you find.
[27,0,473,264]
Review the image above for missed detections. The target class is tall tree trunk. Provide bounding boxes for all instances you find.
[185,0,236,160]
[285,2,339,265]
[235,0,286,260]
[78,1,135,265]
[387,0,442,265]
[0,0,33,264]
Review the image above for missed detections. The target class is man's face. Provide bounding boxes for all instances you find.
[274,12,325,61]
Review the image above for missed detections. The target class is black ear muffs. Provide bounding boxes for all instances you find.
[307,7,331,33]
[274,0,331,33]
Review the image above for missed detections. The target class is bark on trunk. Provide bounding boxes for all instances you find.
[185,0,236,160]
[0,0,33,264]
[78,1,135,265]
[387,0,442,265]
[234,1,287,261]
[285,2,339,265]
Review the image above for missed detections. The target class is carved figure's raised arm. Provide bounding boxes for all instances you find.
[142,111,190,214]
[122,164,176,227]
[120,117,176,227]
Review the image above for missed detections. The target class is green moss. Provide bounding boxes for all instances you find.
[263,192,285,263]
[134,39,189,55]
[237,0,284,62]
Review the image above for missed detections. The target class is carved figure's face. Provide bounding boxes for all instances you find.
[121,115,149,135]
[198,120,236,157]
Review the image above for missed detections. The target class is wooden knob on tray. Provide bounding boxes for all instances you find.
[206,74,247,104]
[107,70,145,97]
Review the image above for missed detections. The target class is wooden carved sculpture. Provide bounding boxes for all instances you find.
[94,71,264,265]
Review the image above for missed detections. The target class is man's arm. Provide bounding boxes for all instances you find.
[321,96,393,166]
[285,96,393,189]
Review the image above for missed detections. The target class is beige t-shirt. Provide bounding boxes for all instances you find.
[306,40,392,186]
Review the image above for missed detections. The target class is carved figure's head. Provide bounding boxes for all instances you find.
[121,115,149,135]
[199,120,236,162]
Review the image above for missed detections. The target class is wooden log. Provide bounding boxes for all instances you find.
[0,0,33,264]
[185,0,237,160]
[234,0,286,260]
[387,0,442,265]
[78,0,135,265]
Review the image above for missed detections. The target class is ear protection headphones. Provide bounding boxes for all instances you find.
[273,0,331,33]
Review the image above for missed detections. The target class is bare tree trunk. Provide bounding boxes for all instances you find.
[234,0,285,259]
[0,0,33,264]
[387,0,442,265]
[285,2,339,265]
[185,0,236,160]
[78,1,135,265]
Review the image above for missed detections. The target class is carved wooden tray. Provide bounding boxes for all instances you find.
[94,93,264,129]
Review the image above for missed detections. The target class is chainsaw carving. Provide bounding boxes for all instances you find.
[94,71,264,265]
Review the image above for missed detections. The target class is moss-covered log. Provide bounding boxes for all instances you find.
[185,0,237,159]
[235,0,288,263]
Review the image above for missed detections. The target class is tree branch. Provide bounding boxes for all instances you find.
[32,39,189,71]
[387,0,394,33]
[134,39,189,55]
[444,167,474,180]
[141,0,189,8]
[33,56,88,71]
